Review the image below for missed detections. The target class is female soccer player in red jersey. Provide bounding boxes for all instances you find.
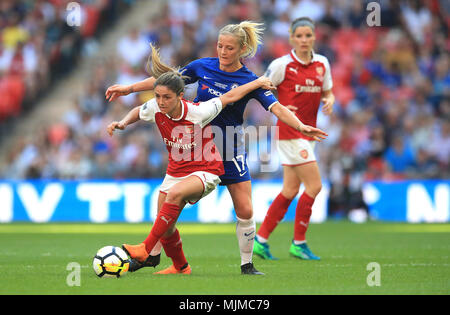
[105,21,328,274]
[107,44,327,274]
[254,17,335,261]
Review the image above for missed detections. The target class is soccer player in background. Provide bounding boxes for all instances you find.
[106,44,327,274]
[254,17,335,261]
[105,21,328,274]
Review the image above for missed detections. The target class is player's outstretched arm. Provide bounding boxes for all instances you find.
[219,76,274,108]
[105,77,157,102]
[270,102,328,142]
[107,106,141,136]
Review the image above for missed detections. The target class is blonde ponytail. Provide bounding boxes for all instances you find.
[146,43,186,95]
[219,21,265,58]
[146,43,178,78]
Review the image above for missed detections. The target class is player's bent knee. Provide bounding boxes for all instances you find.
[306,184,322,198]
[282,188,299,200]
[166,189,183,205]
[234,206,253,220]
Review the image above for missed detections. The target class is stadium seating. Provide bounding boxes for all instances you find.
[0,0,448,186]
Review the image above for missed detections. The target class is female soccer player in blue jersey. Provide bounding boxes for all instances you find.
[105,21,327,275]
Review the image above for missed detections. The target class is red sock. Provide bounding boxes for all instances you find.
[294,192,315,242]
[160,229,188,270]
[257,193,293,240]
[143,202,180,253]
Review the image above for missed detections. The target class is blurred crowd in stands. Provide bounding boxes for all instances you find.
[0,0,135,122]
[1,0,449,202]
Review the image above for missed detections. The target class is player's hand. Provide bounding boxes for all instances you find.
[321,95,334,115]
[105,84,132,102]
[107,121,126,136]
[257,76,275,90]
[297,124,328,142]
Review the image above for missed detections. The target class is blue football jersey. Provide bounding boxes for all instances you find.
[180,58,278,185]
[181,58,278,128]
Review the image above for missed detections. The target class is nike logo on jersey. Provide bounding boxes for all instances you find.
[203,75,212,80]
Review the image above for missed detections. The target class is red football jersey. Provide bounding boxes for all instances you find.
[139,97,225,177]
[265,50,333,140]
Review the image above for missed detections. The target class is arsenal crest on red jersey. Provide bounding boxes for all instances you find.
[185,125,194,134]
[316,66,324,81]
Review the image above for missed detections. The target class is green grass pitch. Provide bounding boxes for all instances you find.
[0,222,449,295]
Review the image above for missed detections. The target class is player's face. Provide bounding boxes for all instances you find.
[154,85,182,116]
[290,26,315,54]
[217,34,243,69]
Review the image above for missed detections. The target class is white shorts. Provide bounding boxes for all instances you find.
[159,171,221,204]
[277,139,317,166]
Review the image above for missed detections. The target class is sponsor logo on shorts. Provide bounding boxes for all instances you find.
[300,149,308,159]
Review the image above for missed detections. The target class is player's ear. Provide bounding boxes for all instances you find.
[288,33,294,46]
[240,44,247,55]
[178,91,184,99]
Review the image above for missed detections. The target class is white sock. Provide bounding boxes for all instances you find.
[256,235,267,244]
[150,240,162,256]
[236,216,256,266]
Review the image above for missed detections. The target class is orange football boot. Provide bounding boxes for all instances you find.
[122,243,148,263]
[154,264,191,275]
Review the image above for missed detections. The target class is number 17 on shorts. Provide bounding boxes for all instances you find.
[232,154,248,177]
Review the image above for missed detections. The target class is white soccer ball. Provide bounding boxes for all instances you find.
[348,208,368,224]
[93,246,130,278]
